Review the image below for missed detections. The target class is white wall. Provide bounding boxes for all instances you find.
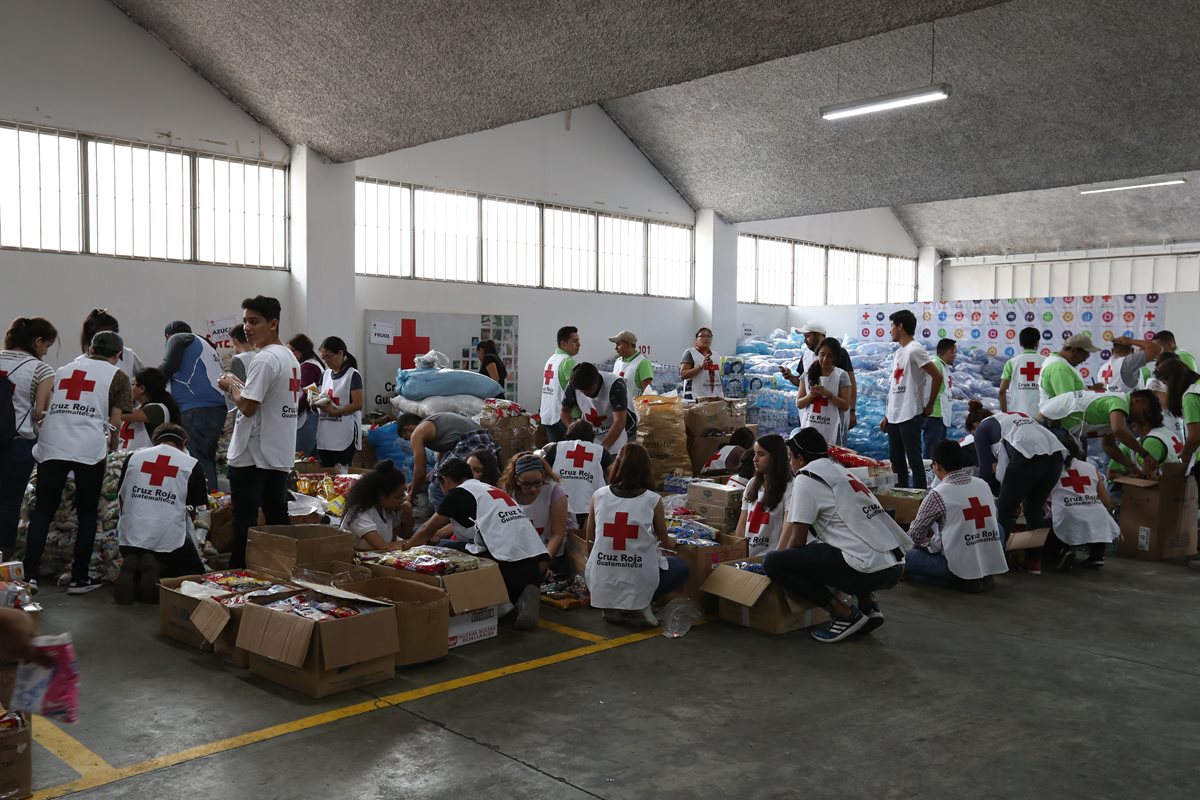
[356,105,695,225]
[787,305,863,342]
[740,207,918,258]
[1165,292,1200,353]
[737,304,789,338]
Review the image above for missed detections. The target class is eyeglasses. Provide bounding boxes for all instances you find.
[518,478,546,489]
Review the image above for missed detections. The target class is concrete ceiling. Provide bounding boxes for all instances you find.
[894,171,1200,257]
[603,0,1200,223]
[110,0,1007,163]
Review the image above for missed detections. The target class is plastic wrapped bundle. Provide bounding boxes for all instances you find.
[360,545,482,575]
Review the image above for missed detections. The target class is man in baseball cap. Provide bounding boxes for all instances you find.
[609,330,653,396]
[1041,333,1101,400]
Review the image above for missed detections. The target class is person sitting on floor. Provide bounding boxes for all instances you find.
[499,452,577,577]
[700,426,756,476]
[726,447,756,491]
[733,434,793,557]
[1047,453,1120,571]
[541,420,612,528]
[904,440,1008,592]
[339,460,413,551]
[765,428,911,643]
[114,424,207,604]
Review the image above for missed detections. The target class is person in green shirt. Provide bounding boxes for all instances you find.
[1151,330,1197,372]
[609,330,654,395]
[923,338,956,458]
[1038,390,1157,478]
[1039,333,1099,400]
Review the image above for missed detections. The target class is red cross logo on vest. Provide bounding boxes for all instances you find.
[288,369,301,401]
[603,512,639,551]
[810,396,829,415]
[847,476,871,496]
[1019,362,1041,382]
[1100,363,1112,383]
[486,487,517,507]
[1060,468,1091,493]
[543,364,556,386]
[59,370,96,401]
[386,319,431,369]
[140,454,179,487]
[1174,437,1184,456]
[963,496,992,529]
[584,407,606,427]
[325,389,340,406]
[704,450,724,470]
[892,366,904,384]
[118,423,136,449]
[746,503,771,534]
[565,445,594,469]
[701,358,720,387]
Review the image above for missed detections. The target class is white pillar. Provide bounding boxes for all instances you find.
[288,145,356,347]
[917,245,941,301]
[694,209,739,346]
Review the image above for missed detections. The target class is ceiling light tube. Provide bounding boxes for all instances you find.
[820,83,951,120]
[1079,179,1186,195]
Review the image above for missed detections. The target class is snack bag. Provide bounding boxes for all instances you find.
[10,632,81,723]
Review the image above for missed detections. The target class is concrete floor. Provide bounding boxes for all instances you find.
[27,558,1200,800]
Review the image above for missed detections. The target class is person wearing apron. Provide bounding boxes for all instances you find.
[611,330,653,396]
[881,310,942,490]
[118,368,180,451]
[406,457,549,631]
[1047,456,1120,571]
[114,424,207,604]
[584,443,688,627]
[904,441,1008,591]
[767,428,911,643]
[680,328,723,400]
[797,337,852,449]
[287,334,324,459]
[923,338,957,458]
[500,453,577,576]
[999,327,1046,417]
[314,337,364,468]
[158,321,228,492]
[1038,389,1158,478]
[733,434,793,557]
[539,326,580,443]
[541,420,612,528]
[560,362,639,456]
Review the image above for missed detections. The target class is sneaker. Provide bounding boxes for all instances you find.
[1055,550,1077,572]
[114,558,137,605]
[1081,555,1106,569]
[1024,558,1043,575]
[634,605,659,628]
[136,554,160,603]
[67,577,105,595]
[512,583,540,631]
[860,602,885,634]
[811,607,868,643]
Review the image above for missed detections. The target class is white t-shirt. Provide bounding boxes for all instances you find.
[227,344,301,471]
[787,461,903,573]
[341,506,404,550]
[885,340,933,424]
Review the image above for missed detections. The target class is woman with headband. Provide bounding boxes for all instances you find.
[114,423,208,604]
[499,452,577,577]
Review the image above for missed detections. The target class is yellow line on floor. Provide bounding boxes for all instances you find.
[536,619,610,643]
[32,628,662,800]
[31,716,115,779]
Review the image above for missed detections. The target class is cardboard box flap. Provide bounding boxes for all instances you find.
[700,563,770,606]
[317,610,400,669]
[341,577,447,606]
[189,598,232,643]
[1112,475,1158,488]
[441,564,509,614]
[235,603,314,668]
[292,580,394,606]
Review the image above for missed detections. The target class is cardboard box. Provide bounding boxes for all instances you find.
[687,480,744,509]
[702,557,829,634]
[671,532,748,610]
[0,562,24,583]
[158,569,289,650]
[1114,463,1199,560]
[0,662,15,709]
[568,531,593,576]
[190,585,304,669]
[688,434,731,476]
[364,559,509,648]
[685,398,747,438]
[237,582,400,698]
[1005,527,1049,551]
[246,525,355,582]
[688,500,741,531]
[447,605,500,649]
[877,490,927,526]
[341,577,450,666]
[0,721,31,800]
[206,506,234,554]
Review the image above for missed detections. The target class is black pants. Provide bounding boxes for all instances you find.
[228,465,289,569]
[24,458,106,582]
[317,445,357,468]
[763,542,902,609]
[0,437,36,553]
[997,445,1063,559]
[493,554,550,603]
[887,415,927,489]
[119,541,205,579]
[1043,532,1106,563]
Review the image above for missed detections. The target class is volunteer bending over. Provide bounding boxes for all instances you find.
[1037,389,1157,478]
[1047,452,1119,571]
[114,424,207,604]
[764,429,911,643]
[584,443,688,627]
[398,411,500,509]
[541,420,611,527]
[340,460,413,551]
[733,434,793,557]
[406,458,547,631]
[499,453,576,576]
[560,362,638,456]
[904,441,1007,591]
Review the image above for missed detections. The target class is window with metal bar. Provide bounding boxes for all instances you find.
[413,187,478,282]
[827,248,859,305]
[0,124,81,252]
[756,238,793,304]
[598,215,645,295]
[355,179,411,277]
[858,252,889,303]
[793,243,826,305]
[543,206,596,291]
[737,235,757,302]
[482,196,539,286]
[196,155,286,268]
[887,257,917,302]
[647,222,691,298]
[89,140,190,261]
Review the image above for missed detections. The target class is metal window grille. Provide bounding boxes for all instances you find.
[413,187,479,282]
[887,256,917,302]
[598,214,645,295]
[0,123,81,252]
[737,235,758,302]
[646,222,692,298]
[755,238,793,304]
[482,196,539,287]
[826,248,859,305]
[543,205,597,291]
[195,155,287,268]
[793,243,826,305]
[355,179,411,277]
[858,252,889,303]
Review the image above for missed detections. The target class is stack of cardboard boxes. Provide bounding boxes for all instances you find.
[684,399,749,476]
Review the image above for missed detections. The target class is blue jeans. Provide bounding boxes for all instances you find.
[922,417,947,459]
[296,411,318,459]
[180,405,227,492]
[887,415,927,489]
[428,477,445,513]
[654,556,689,600]
[0,437,36,553]
[904,547,954,584]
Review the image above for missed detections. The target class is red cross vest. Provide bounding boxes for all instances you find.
[800,369,844,444]
[741,479,793,557]
[540,352,570,423]
[316,367,362,452]
[575,372,638,456]
[1040,390,1126,436]
[550,440,607,514]
[614,353,649,396]
[1005,352,1045,418]
[585,486,664,610]
[1049,460,1119,545]
[34,359,119,465]
[452,479,547,563]
[118,402,169,452]
[886,341,931,424]
[988,412,1067,481]
[684,347,722,399]
[929,478,1008,580]
[117,444,198,552]
[1145,426,1183,466]
[797,457,913,556]
[1100,354,1138,394]
[518,482,572,556]
[701,445,740,475]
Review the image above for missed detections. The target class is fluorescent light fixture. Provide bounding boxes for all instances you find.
[1079,179,1186,195]
[820,83,951,120]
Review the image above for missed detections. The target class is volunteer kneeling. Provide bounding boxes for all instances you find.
[584,443,688,627]
[339,460,412,551]
[1046,454,1119,570]
[764,429,911,643]
[541,420,611,528]
[733,434,793,557]
[499,453,576,576]
[115,424,207,604]
[407,458,548,631]
[904,441,1008,591]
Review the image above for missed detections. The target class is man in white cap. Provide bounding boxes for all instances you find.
[781,321,857,442]
[610,330,653,396]
[1040,333,1100,403]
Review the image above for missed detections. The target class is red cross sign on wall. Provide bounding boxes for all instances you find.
[603,512,639,551]
[387,319,431,369]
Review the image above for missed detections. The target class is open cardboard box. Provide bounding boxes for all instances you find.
[877,490,926,526]
[364,558,509,649]
[190,584,304,668]
[246,525,355,582]
[1004,527,1049,551]
[686,480,744,509]
[701,556,829,634]
[236,581,399,698]
[159,569,287,650]
[340,577,450,666]
[1113,463,1199,560]
[671,531,748,611]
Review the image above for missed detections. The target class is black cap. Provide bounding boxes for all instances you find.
[164,320,192,337]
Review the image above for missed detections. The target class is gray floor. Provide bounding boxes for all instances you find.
[29,558,1200,799]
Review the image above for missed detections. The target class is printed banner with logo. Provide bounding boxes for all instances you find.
[857,294,1166,382]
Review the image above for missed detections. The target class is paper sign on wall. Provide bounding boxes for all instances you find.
[369,321,395,346]
[206,316,239,351]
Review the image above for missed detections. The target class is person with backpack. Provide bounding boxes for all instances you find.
[0,317,58,556]
[158,321,228,491]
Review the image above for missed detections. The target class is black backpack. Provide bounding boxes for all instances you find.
[0,371,15,451]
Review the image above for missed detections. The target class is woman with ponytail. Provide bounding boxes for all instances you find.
[796,337,852,446]
[314,336,364,467]
[77,308,144,380]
